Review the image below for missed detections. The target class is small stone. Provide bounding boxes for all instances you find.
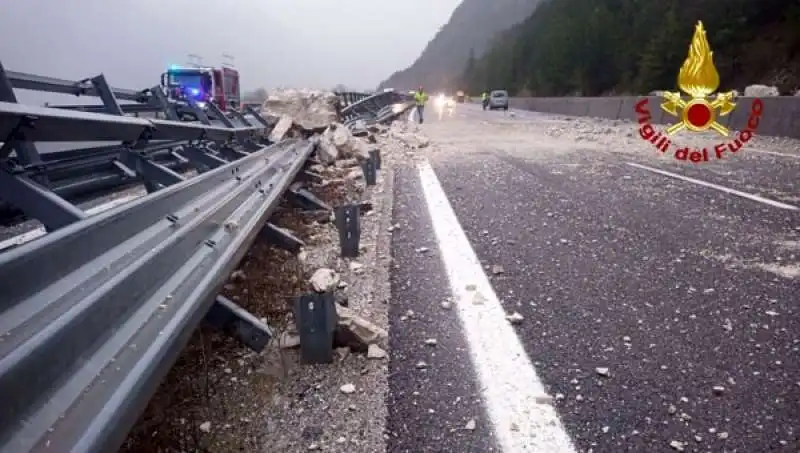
[424,338,438,346]
[349,261,364,273]
[491,265,505,275]
[199,421,212,433]
[336,436,346,444]
[668,404,677,414]
[601,426,610,433]
[367,344,386,359]
[416,247,429,253]
[718,432,729,440]
[712,385,726,395]
[669,440,685,451]
[595,367,610,377]
[440,300,452,309]
[506,312,524,324]
[309,268,339,292]
[308,443,320,451]
[416,361,428,369]
[464,419,476,430]
[340,383,356,394]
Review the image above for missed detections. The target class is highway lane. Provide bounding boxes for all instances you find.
[387,103,798,452]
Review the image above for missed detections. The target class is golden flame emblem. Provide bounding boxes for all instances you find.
[661,21,736,136]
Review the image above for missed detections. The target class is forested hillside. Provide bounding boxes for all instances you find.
[462,0,800,96]
[378,0,542,92]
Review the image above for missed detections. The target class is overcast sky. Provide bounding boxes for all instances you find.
[0,0,461,97]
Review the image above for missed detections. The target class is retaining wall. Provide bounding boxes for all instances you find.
[509,96,800,139]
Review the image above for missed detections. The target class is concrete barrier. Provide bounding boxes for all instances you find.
[509,95,800,139]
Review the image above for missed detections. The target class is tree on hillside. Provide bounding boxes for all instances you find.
[459,0,800,96]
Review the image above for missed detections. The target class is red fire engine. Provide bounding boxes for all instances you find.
[160,64,241,111]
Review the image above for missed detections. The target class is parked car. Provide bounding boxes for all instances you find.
[487,90,509,110]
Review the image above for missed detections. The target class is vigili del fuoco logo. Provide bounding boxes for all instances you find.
[634,21,764,162]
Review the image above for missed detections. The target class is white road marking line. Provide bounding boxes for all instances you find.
[418,161,577,453]
[0,193,142,252]
[625,162,800,211]
[748,148,800,159]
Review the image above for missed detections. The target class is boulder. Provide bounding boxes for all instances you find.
[315,134,339,165]
[744,84,779,97]
[261,89,339,131]
[335,306,388,351]
[309,268,339,292]
[268,114,294,142]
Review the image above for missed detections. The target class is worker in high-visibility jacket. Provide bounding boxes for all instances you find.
[481,91,489,110]
[414,86,429,124]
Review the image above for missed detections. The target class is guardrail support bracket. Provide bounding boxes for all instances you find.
[294,291,337,364]
[259,222,304,253]
[206,295,273,352]
[334,204,360,257]
[287,183,330,211]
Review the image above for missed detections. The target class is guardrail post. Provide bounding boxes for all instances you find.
[0,61,46,170]
[361,156,377,186]
[294,291,337,363]
[369,149,381,170]
[334,204,360,257]
[91,74,125,115]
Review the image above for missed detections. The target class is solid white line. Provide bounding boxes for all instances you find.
[625,162,800,211]
[0,193,142,252]
[418,161,576,453]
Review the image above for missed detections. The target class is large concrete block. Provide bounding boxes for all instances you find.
[586,97,624,120]
[508,95,800,139]
[562,98,585,116]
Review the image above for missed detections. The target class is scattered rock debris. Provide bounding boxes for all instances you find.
[122,105,422,452]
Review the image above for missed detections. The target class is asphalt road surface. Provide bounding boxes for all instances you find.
[387,103,799,452]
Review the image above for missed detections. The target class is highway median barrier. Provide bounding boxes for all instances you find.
[509,95,800,139]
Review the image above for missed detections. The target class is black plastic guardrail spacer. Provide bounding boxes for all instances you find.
[334,204,361,257]
[166,214,179,223]
[361,157,377,186]
[369,149,381,170]
[294,291,338,364]
[204,239,217,248]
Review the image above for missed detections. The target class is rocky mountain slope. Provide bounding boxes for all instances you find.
[378,0,543,92]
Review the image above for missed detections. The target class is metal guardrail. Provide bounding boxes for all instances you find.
[0,63,272,225]
[335,90,413,130]
[0,61,325,453]
[508,95,800,139]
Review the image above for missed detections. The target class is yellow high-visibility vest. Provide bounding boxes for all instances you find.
[414,91,428,105]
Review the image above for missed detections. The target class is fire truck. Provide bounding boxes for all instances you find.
[160,64,241,111]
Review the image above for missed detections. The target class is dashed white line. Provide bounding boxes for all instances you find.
[418,160,576,453]
[0,193,142,252]
[625,162,800,211]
